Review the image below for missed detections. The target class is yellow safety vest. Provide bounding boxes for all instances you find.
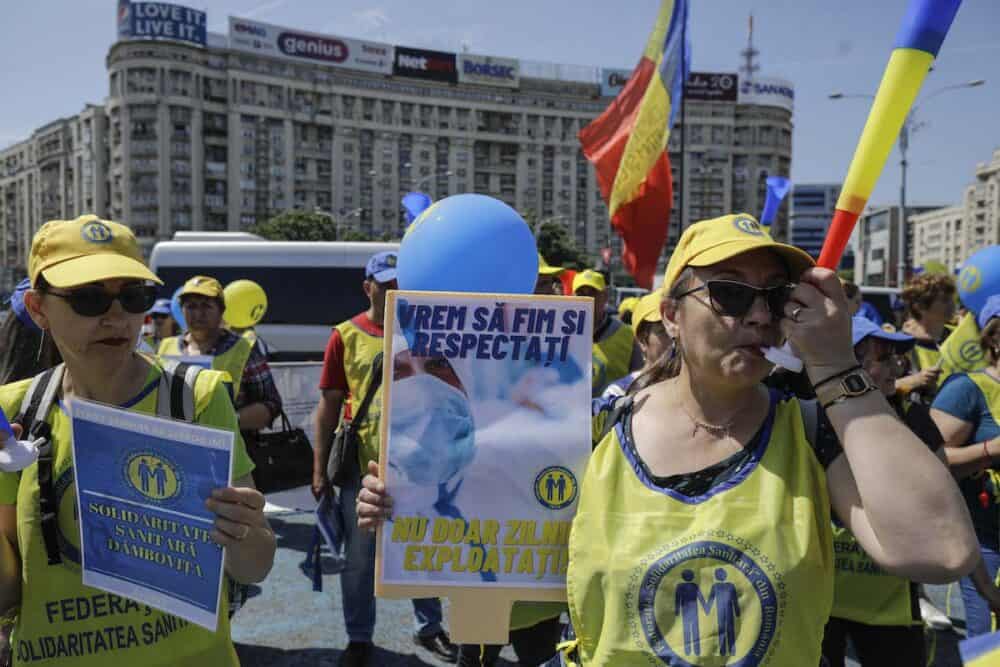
[335,318,385,471]
[158,335,253,398]
[967,371,1000,422]
[0,366,251,666]
[567,392,834,665]
[592,318,635,398]
[911,343,941,374]
[832,398,926,627]
[831,523,916,626]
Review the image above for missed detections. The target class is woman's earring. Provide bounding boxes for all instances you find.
[667,337,678,361]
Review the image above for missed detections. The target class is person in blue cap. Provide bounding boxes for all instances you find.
[0,279,61,385]
[144,298,178,351]
[313,251,456,666]
[822,316,948,666]
[931,293,1000,637]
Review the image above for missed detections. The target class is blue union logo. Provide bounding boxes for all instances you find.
[638,540,778,666]
[81,220,113,244]
[732,217,764,237]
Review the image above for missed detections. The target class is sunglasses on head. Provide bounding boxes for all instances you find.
[675,280,795,320]
[46,284,158,317]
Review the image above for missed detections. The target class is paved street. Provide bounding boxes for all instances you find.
[233,493,521,666]
[229,492,971,667]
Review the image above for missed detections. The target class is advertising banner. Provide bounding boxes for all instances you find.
[458,54,520,88]
[600,67,633,97]
[118,1,207,48]
[70,399,233,630]
[685,71,739,102]
[228,17,394,75]
[393,46,458,84]
[376,291,592,642]
[738,76,795,112]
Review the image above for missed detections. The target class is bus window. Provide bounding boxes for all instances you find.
[156,266,369,326]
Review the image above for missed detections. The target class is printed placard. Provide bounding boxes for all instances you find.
[375,291,592,642]
[70,399,233,630]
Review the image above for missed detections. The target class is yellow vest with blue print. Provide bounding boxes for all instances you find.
[567,391,834,666]
[830,397,939,628]
[0,363,255,667]
[158,334,253,398]
[591,317,636,398]
[911,342,941,376]
[830,523,916,627]
[335,318,386,470]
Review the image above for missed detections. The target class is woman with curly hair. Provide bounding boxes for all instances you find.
[898,273,957,401]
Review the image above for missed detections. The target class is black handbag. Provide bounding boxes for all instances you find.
[328,352,383,489]
[247,410,315,494]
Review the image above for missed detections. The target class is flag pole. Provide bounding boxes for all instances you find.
[677,11,688,239]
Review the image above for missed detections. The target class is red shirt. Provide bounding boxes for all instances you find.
[318,312,384,393]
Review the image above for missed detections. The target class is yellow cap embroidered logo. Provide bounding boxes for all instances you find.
[732,217,764,237]
[81,220,114,244]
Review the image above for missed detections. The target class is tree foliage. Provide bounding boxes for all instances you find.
[921,260,949,275]
[535,221,589,271]
[250,210,340,241]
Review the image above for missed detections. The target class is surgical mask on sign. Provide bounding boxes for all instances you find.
[391,374,476,486]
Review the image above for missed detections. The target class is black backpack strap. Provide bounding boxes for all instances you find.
[349,352,384,427]
[798,398,819,449]
[596,396,632,448]
[157,358,201,421]
[15,365,65,565]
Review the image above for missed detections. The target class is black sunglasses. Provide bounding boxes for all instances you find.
[47,284,158,317]
[675,280,795,320]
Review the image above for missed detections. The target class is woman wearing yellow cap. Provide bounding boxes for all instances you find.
[0,216,275,666]
[601,291,671,399]
[356,214,977,666]
[158,276,281,432]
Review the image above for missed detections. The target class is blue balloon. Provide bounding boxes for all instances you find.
[957,245,1000,315]
[170,286,187,331]
[398,194,538,294]
[402,191,433,224]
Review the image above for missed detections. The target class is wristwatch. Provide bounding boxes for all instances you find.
[814,368,878,409]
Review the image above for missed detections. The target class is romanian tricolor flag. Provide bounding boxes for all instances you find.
[939,312,989,382]
[818,0,963,269]
[960,629,1000,666]
[579,0,690,289]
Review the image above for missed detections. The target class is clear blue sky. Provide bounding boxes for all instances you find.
[1,0,997,208]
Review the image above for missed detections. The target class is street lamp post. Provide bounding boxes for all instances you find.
[828,79,984,287]
[315,207,363,239]
[414,170,453,191]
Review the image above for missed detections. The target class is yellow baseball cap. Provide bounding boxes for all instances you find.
[179,275,225,300]
[631,291,664,331]
[29,215,161,288]
[664,213,814,291]
[573,269,607,293]
[618,296,640,317]
[538,253,564,276]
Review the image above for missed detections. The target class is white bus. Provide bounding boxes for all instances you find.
[149,235,399,361]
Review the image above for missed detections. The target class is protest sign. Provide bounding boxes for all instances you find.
[70,398,233,630]
[375,291,592,643]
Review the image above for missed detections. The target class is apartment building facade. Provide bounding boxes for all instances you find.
[0,6,796,290]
